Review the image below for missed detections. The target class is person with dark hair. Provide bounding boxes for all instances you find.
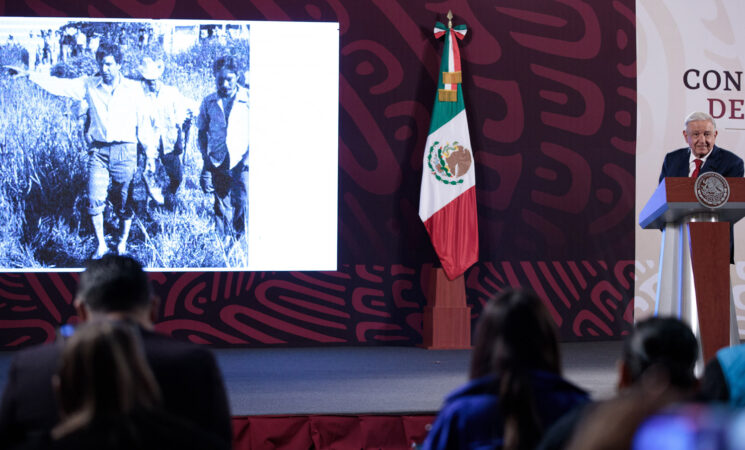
[537,316,699,450]
[10,40,154,258]
[0,254,232,449]
[54,321,162,435]
[41,30,52,65]
[699,343,745,407]
[8,321,224,450]
[197,54,250,248]
[94,40,122,66]
[422,288,589,450]
[618,316,698,389]
[75,251,153,313]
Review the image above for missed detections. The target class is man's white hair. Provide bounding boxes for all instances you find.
[685,111,716,129]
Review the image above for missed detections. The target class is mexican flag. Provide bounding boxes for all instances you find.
[419,18,478,281]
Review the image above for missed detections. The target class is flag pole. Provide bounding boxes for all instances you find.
[420,10,473,349]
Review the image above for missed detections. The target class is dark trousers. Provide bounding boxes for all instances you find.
[201,159,249,239]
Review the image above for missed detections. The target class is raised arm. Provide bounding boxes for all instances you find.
[27,72,87,101]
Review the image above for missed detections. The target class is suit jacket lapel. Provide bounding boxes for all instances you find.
[701,146,720,174]
[675,149,691,177]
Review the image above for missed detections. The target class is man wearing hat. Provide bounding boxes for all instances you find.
[139,57,198,207]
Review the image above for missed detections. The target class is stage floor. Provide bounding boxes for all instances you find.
[0,340,622,416]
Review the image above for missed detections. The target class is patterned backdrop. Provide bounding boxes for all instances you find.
[0,0,636,347]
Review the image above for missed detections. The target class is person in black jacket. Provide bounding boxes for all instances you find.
[658,111,744,263]
[658,112,744,183]
[13,320,224,450]
[0,254,232,449]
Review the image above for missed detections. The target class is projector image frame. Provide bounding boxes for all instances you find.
[0,18,340,272]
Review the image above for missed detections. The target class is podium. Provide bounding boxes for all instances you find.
[640,177,745,362]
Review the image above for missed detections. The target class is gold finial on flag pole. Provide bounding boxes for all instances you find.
[447,10,453,29]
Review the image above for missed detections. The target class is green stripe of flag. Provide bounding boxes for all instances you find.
[428,30,465,134]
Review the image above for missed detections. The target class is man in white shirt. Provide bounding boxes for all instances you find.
[23,41,153,258]
[138,57,198,208]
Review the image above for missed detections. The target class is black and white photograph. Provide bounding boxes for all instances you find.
[0,18,339,271]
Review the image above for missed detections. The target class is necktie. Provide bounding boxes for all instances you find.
[691,158,703,178]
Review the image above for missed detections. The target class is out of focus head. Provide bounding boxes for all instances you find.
[620,316,697,390]
[470,288,560,379]
[54,321,160,428]
[75,254,153,324]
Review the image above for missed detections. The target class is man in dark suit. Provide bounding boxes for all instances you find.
[658,111,744,262]
[659,111,744,182]
[0,255,233,449]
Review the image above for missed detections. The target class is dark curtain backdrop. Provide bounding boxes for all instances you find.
[0,0,636,347]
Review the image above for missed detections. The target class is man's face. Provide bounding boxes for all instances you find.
[684,119,717,158]
[143,78,161,93]
[215,68,238,98]
[99,55,120,85]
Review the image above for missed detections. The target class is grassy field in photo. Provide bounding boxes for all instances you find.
[0,36,250,269]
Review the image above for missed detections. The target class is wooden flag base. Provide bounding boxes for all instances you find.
[420,267,471,349]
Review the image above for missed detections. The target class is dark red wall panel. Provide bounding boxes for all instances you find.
[0,0,636,347]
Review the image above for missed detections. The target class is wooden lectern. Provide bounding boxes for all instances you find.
[640,177,745,363]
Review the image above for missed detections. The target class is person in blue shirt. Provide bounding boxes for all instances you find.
[422,288,589,450]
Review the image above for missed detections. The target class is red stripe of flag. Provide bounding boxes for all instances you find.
[422,187,478,280]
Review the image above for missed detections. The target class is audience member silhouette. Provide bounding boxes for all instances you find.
[699,342,745,407]
[12,321,223,450]
[0,255,232,448]
[538,316,699,450]
[422,288,589,450]
[564,377,680,450]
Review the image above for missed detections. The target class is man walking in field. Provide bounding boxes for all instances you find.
[197,55,250,246]
[20,41,154,258]
[138,56,198,208]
